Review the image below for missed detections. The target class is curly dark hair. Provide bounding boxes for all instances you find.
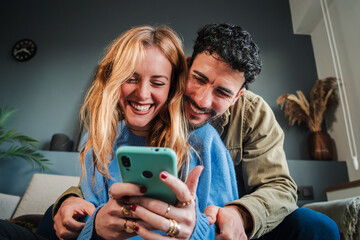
[191,23,262,86]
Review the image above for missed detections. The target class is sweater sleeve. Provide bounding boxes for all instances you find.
[190,200,215,240]
[189,124,239,239]
[79,150,106,207]
[77,147,109,239]
[77,204,105,240]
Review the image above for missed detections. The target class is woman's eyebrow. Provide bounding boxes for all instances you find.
[152,75,169,80]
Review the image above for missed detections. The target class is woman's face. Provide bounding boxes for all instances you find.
[119,46,172,136]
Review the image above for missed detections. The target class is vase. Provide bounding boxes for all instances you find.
[308,131,333,160]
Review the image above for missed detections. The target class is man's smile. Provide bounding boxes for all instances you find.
[189,102,206,114]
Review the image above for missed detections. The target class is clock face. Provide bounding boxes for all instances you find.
[12,39,37,62]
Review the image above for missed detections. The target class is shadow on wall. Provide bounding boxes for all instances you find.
[273,108,310,160]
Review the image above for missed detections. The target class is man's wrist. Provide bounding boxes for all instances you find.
[52,186,83,217]
[226,205,253,235]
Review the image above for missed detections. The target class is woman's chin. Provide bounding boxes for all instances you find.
[126,121,151,132]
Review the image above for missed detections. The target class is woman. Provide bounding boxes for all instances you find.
[77,25,238,240]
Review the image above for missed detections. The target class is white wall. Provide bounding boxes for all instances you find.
[290,0,360,180]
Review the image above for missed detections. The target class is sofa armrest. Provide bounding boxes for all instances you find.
[303,196,360,240]
[0,193,21,219]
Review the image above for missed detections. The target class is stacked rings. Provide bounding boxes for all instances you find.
[123,219,136,233]
[167,219,180,237]
[121,205,133,218]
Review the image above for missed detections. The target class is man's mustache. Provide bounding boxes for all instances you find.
[184,95,216,116]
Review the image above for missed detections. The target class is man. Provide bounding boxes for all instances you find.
[23,23,339,240]
[181,23,339,240]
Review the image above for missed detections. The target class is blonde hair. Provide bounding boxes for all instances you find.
[80,25,190,182]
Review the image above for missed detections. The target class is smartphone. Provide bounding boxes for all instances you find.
[116,146,178,205]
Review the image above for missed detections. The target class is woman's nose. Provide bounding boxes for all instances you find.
[135,81,150,100]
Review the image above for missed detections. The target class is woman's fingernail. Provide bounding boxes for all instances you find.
[140,186,147,193]
[130,205,137,211]
[134,226,139,232]
[160,172,168,179]
[123,196,130,202]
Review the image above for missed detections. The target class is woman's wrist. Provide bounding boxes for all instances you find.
[94,207,105,239]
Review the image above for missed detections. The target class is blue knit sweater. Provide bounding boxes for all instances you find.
[78,122,238,239]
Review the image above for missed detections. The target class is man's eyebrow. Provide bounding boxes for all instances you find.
[217,86,235,96]
[193,70,209,83]
[193,70,235,96]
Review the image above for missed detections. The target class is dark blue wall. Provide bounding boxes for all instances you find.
[0,0,318,159]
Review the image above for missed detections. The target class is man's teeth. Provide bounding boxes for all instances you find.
[131,103,151,111]
[190,103,205,114]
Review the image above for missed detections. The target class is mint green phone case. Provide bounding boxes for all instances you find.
[116,146,178,205]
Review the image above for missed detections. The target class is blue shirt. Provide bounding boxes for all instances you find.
[78,122,238,239]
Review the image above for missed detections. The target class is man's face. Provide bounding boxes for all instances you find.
[184,52,245,128]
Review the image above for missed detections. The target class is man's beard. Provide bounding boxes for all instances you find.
[188,114,221,131]
[183,95,218,130]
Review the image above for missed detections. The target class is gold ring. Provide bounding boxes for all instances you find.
[164,204,171,217]
[166,219,180,237]
[121,205,133,218]
[123,219,136,233]
[180,198,193,207]
[172,220,180,237]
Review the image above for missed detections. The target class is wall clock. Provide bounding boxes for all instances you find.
[12,39,37,62]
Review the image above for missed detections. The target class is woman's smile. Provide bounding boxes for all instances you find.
[129,101,153,113]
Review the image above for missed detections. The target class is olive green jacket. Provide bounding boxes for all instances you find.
[53,90,297,239]
[211,90,297,238]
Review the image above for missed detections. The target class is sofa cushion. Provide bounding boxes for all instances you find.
[12,173,80,219]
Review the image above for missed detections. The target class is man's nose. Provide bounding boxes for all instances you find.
[194,88,213,109]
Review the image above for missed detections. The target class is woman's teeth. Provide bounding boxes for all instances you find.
[131,102,151,111]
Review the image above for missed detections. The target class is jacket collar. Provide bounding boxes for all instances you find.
[210,109,230,135]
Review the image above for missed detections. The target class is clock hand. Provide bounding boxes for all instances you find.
[23,48,31,54]
[13,48,25,55]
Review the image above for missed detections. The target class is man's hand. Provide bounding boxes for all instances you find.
[53,196,95,239]
[205,205,249,240]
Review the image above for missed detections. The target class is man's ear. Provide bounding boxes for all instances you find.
[231,87,246,106]
[186,56,191,68]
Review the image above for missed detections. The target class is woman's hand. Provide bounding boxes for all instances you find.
[125,165,204,239]
[95,183,148,240]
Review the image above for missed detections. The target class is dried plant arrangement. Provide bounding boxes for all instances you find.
[277,77,338,132]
